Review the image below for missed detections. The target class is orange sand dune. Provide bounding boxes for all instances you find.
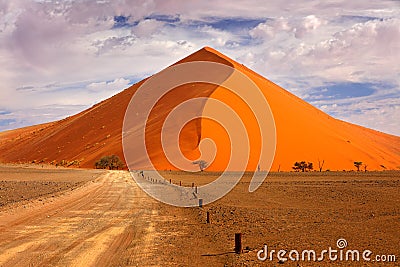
[0,47,399,171]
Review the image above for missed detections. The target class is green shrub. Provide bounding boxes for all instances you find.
[95,155,124,170]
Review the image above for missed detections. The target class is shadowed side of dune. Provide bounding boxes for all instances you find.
[0,48,235,169]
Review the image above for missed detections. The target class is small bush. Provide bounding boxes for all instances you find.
[67,160,80,167]
[95,155,124,170]
[56,160,68,167]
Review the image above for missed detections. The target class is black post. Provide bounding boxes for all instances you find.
[235,233,242,254]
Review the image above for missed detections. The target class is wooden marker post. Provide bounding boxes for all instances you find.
[235,233,242,254]
[206,211,210,224]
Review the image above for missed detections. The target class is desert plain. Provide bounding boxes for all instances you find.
[0,164,398,266]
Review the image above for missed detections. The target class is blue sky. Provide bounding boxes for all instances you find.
[0,0,399,135]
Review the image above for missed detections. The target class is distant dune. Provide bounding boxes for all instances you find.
[0,47,399,171]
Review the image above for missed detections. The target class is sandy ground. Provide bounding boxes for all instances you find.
[183,171,400,266]
[140,171,400,266]
[0,166,399,266]
[0,166,228,267]
[0,164,104,208]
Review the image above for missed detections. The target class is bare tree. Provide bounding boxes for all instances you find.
[363,164,368,172]
[354,161,362,171]
[318,159,325,172]
[193,160,208,172]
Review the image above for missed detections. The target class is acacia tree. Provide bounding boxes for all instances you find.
[193,160,208,172]
[354,161,362,171]
[307,162,313,171]
[293,161,313,172]
[292,162,302,172]
[95,155,124,170]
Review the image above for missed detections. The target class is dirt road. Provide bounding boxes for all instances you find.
[0,171,162,267]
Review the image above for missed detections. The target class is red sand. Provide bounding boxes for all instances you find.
[0,47,399,171]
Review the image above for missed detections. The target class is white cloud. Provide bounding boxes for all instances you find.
[294,15,327,38]
[240,17,400,98]
[249,17,291,40]
[87,78,131,93]
[0,104,88,131]
[315,97,400,136]
[131,19,164,38]
[249,15,327,40]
